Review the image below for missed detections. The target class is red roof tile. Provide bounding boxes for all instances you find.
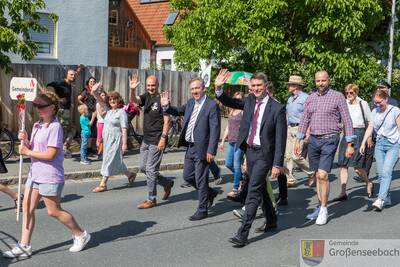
[126,0,171,45]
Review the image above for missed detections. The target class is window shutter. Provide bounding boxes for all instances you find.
[29,13,54,44]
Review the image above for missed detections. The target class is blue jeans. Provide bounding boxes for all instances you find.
[80,133,90,161]
[225,142,244,190]
[374,137,400,201]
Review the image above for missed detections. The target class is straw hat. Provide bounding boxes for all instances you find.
[286,75,304,86]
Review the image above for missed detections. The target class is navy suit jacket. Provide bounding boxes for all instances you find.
[165,96,221,160]
[217,91,287,168]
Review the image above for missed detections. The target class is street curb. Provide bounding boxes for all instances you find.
[0,159,225,186]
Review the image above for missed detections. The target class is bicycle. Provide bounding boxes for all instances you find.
[167,115,183,150]
[127,114,143,148]
[0,124,15,161]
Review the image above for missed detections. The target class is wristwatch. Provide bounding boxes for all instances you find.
[161,134,168,139]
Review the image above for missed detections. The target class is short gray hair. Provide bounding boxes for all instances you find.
[189,77,205,88]
[251,72,268,84]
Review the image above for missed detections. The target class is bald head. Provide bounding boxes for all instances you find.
[146,75,158,95]
[315,70,330,92]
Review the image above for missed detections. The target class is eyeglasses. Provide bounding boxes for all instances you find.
[345,91,355,95]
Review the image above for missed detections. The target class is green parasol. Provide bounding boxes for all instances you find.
[225,71,253,86]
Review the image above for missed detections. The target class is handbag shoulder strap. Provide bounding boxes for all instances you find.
[375,106,394,134]
[359,100,368,129]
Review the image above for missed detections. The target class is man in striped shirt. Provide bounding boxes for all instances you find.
[294,70,356,225]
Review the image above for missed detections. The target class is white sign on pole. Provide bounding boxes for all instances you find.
[9,77,37,222]
[200,63,212,87]
[9,77,38,101]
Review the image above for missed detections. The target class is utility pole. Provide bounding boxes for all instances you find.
[387,0,396,95]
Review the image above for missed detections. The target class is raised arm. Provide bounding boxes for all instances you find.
[160,91,186,116]
[129,75,142,105]
[91,82,108,110]
[214,69,245,110]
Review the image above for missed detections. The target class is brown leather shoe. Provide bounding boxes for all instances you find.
[137,199,156,209]
[308,174,316,187]
[162,181,174,200]
[287,178,297,188]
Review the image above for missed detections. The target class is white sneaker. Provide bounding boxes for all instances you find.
[384,196,392,207]
[372,198,384,211]
[80,160,91,165]
[306,206,320,220]
[315,207,328,225]
[2,244,32,258]
[69,231,91,252]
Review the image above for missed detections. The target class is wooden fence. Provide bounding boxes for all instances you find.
[0,64,196,136]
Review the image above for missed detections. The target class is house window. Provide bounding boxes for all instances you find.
[161,59,172,70]
[109,10,118,25]
[27,13,56,57]
[164,12,178,25]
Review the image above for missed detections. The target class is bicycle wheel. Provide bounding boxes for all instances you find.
[167,126,180,149]
[0,128,15,160]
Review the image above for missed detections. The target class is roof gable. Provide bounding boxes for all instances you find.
[126,0,172,45]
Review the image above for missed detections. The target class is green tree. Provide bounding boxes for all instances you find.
[0,0,57,71]
[166,0,392,102]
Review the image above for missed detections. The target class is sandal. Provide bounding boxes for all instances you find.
[367,182,374,198]
[92,184,107,193]
[127,173,137,187]
[14,194,24,212]
[227,191,239,198]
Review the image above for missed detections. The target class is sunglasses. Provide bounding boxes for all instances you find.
[374,100,385,105]
[345,91,355,95]
[34,104,52,109]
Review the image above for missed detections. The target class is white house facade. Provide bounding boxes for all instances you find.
[9,0,109,66]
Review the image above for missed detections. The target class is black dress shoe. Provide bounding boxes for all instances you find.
[189,211,208,221]
[332,194,347,202]
[254,221,277,233]
[228,235,248,247]
[208,189,218,208]
[180,181,192,188]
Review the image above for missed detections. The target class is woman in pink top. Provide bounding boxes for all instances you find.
[2,92,90,259]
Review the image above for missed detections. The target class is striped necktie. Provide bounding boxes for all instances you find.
[185,102,200,142]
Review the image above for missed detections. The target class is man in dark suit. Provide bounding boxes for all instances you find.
[215,70,287,247]
[160,77,221,221]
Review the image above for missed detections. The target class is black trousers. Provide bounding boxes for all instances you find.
[277,174,287,200]
[238,147,276,239]
[182,145,212,213]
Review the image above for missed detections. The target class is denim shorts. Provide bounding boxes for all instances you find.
[25,178,64,197]
[308,134,340,173]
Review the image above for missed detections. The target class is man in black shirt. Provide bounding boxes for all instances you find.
[47,66,83,157]
[130,75,174,209]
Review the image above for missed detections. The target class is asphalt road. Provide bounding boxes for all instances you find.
[1,164,400,267]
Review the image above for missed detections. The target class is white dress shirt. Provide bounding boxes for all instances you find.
[215,88,268,146]
[186,94,207,142]
[247,95,269,146]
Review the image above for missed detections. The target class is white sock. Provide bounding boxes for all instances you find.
[320,206,327,213]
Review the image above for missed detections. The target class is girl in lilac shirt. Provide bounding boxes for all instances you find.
[2,92,90,258]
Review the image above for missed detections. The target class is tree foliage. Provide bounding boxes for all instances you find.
[0,0,57,71]
[166,0,393,101]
